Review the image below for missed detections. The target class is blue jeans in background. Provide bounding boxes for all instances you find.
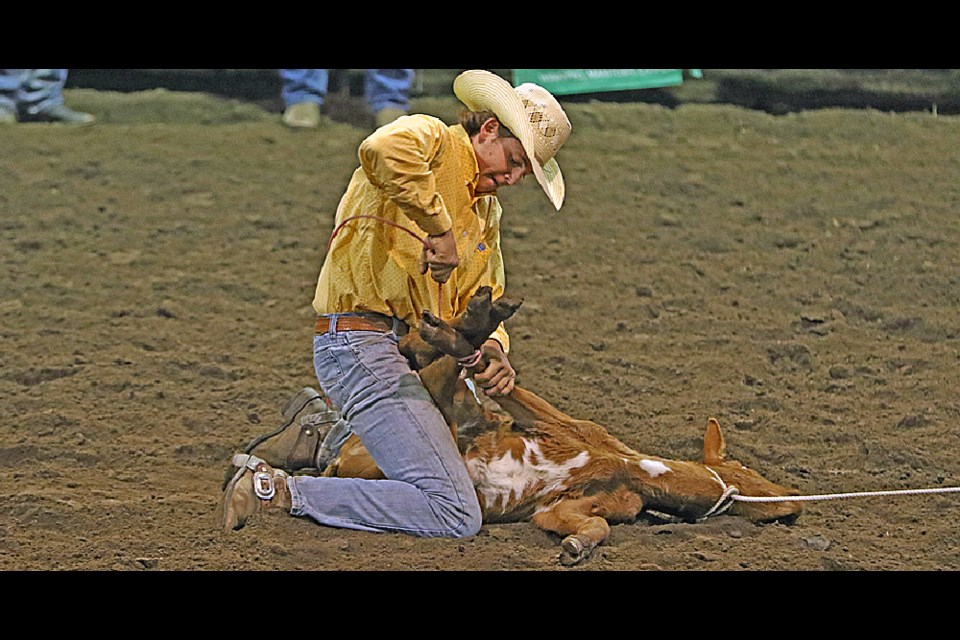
[288,317,482,538]
[279,69,414,114]
[0,69,68,116]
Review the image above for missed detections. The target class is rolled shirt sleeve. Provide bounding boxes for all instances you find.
[358,116,453,236]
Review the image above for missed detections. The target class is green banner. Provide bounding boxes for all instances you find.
[513,69,697,95]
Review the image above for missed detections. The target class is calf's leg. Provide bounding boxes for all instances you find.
[322,434,385,480]
[532,498,612,566]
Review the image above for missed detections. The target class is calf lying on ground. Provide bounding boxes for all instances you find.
[236,287,803,565]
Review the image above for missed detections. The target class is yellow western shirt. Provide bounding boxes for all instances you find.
[313,114,510,353]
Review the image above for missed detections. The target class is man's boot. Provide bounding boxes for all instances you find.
[220,454,293,531]
[221,388,340,491]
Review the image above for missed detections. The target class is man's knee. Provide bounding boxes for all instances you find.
[459,501,483,538]
[438,492,482,538]
[443,509,482,539]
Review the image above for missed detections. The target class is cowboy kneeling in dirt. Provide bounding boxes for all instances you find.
[221,69,573,537]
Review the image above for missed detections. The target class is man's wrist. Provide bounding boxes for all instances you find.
[483,338,505,353]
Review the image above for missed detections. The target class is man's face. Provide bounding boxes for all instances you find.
[472,118,533,196]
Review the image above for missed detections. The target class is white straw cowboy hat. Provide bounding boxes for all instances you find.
[453,70,572,210]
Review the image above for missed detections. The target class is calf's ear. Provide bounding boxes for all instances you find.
[702,418,726,465]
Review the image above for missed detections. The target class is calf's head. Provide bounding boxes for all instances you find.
[702,418,804,524]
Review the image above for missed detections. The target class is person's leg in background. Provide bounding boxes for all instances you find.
[0,69,23,123]
[279,69,327,129]
[365,69,414,127]
[16,69,94,124]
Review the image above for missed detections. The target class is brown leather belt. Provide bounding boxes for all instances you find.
[315,313,408,336]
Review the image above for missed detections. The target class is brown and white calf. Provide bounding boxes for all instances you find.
[251,287,803,565]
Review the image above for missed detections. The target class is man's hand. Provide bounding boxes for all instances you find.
[420,229,460,284]
[469,339,516,397]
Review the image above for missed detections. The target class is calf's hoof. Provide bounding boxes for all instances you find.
[559,536,590,566]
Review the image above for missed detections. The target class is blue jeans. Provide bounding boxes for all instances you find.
[0,69,67,116]
[278,69,414,113]
[288,316,482,538]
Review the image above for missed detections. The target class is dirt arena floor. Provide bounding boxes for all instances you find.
[3,87,959,571]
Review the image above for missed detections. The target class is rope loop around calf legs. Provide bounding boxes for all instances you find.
[699,466,740,522]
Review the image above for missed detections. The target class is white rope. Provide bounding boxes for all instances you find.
[700,466,740,520]
[731,485,960,503]
[700,466,960,518]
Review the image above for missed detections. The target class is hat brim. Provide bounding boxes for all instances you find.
[454,71,565,210]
